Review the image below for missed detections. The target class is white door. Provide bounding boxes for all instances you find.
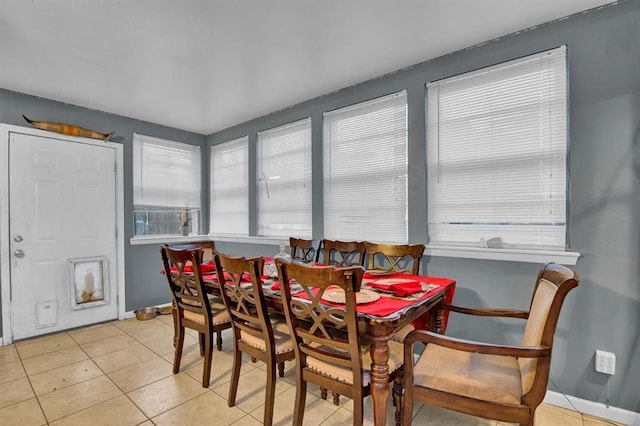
[9,132,118,340]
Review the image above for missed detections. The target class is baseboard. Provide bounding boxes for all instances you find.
[544,390,639,425]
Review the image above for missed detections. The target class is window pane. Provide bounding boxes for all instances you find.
[257,118,312,237]
[210,137,249,235]
[427,46,567,250]
[324,91,408,243]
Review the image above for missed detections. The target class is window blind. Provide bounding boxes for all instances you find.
[210,136,249,235]
[257,118,312,237]
[324,91,408,243]
[133,133,201,208]
[427,46,567,250]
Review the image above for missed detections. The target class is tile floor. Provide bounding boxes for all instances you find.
[0,315,623,425]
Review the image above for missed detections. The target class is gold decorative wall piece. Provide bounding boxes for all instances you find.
[22,114,115,142]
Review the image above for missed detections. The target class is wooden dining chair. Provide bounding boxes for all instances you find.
[289,237,321,263]
[214,253,295,426]
[321,239,366,267]
[364,242,425,275]
[275,260,404,426]
[160,246,232,388]
[401,263,580,426]
[164,241,218,348]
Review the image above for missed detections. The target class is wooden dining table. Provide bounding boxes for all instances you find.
[198,266,456,426]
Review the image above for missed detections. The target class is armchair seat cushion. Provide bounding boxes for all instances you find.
[306,340,404,386]
[414,343,522,405]
[240,321,294,354]
[183,301,231,326]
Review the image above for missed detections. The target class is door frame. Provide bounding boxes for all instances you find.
[0,124,126,345]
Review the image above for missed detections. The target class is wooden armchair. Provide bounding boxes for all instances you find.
[289,237,321,263]
[321,239,366,267]
[214,253,295,426]
[401,263,580,426]
[275,260,404,425]
[166,240,217,262]
[160,247,232,388]
[364,242,425,275]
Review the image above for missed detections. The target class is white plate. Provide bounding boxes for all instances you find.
[371,277,419,287]
[321,288,381,304]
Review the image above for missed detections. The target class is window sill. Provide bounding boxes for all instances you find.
[425,245,580,265]
[129,235,215,246]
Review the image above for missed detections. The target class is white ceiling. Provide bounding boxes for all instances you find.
[0,0,614,135]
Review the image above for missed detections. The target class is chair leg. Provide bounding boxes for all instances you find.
[171,303,178,348]
[199,332,205,356]
[393,371,404,426]
[228,346,242,406]
[320,387,328,400]
[353,394,364,426]
[201,331,214,388]
[277,361,285,378]
[332,392,340,405]
[401,378,413,426]
[264,360,277,426]
[216,330,223,351]
[173,325,185,374]
[293,372,306,426]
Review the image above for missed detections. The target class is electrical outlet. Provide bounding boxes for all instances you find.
[595,350,616,375]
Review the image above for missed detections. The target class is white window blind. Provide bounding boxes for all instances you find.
[257,118,312,237]
[133,133,201,208]
[324,91,408,243]
[427,46,567,250]
[210,136,249,235]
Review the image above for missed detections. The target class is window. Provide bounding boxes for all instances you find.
[427,46,567,250]
[323,91,408,243]
[257,118,312,237]
[210,136,249,235]
[133,133,201,236]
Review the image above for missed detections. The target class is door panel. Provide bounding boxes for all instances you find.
[9,132,118,340]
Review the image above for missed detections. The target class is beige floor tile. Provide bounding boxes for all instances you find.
[230,414,263,425]
[0,360,27,384]
[321,406,375,425]
[0,345,19,365]
[142,332,198,356]
[259,385,339,426]
[17,333,78,359]
[22,346,88,376]
[92,343,158,374]
[38,375,123,422]
[152,391,246,426]
[29,359,104,396]
[126,373,208,418]
[0,377,36,409]
[412,404,495,425]
[156,312,175,326]
[212,363,293,413]
[136,421,154,426]
[0,398,47,426]
[113,317,165,333]
[80,334,138,358]
[185,350,257,388]
[108,356,174,393]
[68,322,125,345]
[128,323,174,343]
[49,394,146,426]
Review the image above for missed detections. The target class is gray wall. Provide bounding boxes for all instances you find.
[0,89,207,313]
[206,1,640,413]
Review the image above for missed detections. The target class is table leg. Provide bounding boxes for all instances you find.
[369,337,390,426]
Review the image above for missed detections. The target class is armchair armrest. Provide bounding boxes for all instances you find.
[444,303,529,319]
[404,329,551,359]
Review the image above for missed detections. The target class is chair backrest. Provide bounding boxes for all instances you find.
[275,260,365,388]
[364,242,425,275]
[161,246,212,322]
[519,263,579,401]
[213,253,273,349]
[321,239,366,267]
[289,237,321,263]
[166,241,217,263]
